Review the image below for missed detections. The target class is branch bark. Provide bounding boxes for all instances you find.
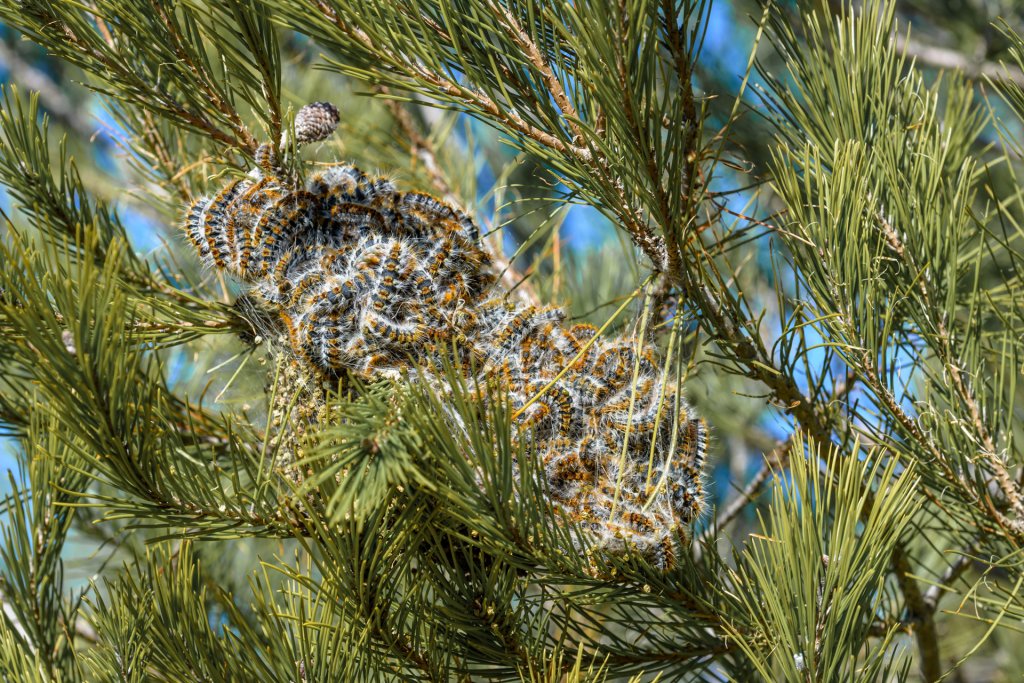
[893,32,1024,86]
[876,213,1024,532]
[892,544,942,682]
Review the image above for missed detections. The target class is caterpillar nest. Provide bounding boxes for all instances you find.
[184,102,707,567]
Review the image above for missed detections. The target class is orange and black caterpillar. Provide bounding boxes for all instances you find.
[184,103,707,567]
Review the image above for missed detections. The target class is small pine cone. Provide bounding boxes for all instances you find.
[294,102,340,145]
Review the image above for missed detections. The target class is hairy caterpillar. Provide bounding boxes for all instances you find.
[184,103,707,566]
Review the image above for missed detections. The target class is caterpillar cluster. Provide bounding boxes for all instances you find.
[184,104,707,566]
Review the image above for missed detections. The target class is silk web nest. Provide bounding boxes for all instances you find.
[184,102,708,568]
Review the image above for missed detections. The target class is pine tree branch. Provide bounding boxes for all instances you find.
[893,32,1024,86]
[892,543,942,682]
[660,0,701,277]
[90,8,191,203]
[698,368,856,549]
[360,573,440,679]
[860,352,1015,531]
[146,1,257,154]
[486,2,589,154]
[718,351,953,682]
[0,40,99,144]
[700,435,793,540]
[304,0,673,274]
[876,213,1024,532]
[9,5,258,155]
[608,4,681,276]
[682,271,837,450]
[922,550,976,614]
[597,2,845,472]
[309,2,587,161]
[938,328,1024,526]
[8,2,1011,678]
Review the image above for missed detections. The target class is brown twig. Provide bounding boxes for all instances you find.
[487,2,590,153]
[892,544,942,682]
[45,9,255,154]
[876,213,1024,531]
[923,550,976,613]
[893,32,1024,87]
[862,352,1018,535]
[89,11,191,203]
[703,457,774,536]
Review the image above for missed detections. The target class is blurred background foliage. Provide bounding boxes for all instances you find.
[0,0,1022,680]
